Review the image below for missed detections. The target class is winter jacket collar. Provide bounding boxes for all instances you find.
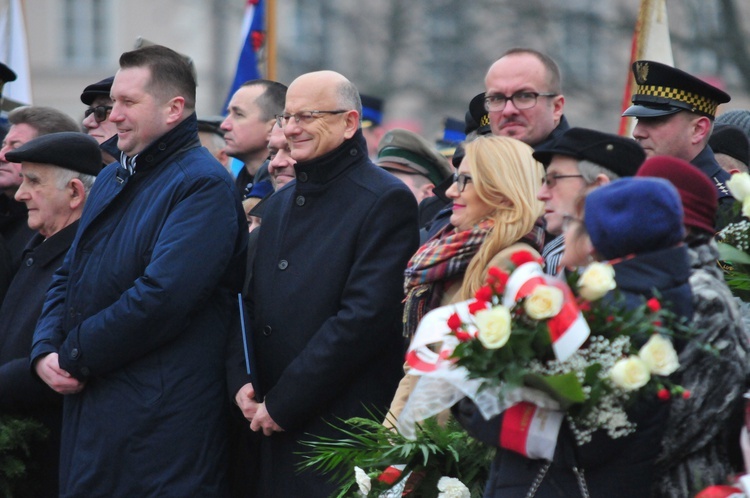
[293,129,369,187]
[101,113,201,174]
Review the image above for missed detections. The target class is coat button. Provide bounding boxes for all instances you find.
[295,195,305,206]
[70,348,80,359]
[262,325,272,336]
[80,366,90,376]
[25,257,33,267]
[298,172,308,182]
[278,260,288,270]
[69,308,76,318]
[349,148,357,156]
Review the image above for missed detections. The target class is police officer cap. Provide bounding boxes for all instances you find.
[533,127,645,177]
[80,76,114,105]
[622,60,730,119]
[377,128,453,186]
[5,132,102,176]
[467,92,491,136]
[360,94,383,129]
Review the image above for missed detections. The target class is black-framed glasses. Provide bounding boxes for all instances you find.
[541,173,584,188]
[484,91,558,112]
[84,105,113,123]
[453,172,472,193]
[275,110,348,127]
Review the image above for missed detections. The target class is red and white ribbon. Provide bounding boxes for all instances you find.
[500,401,564,461]
[503,262,589,361]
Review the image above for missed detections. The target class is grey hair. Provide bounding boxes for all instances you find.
[53,167,96,196]
[336,80,362,116]
[578,159,619,184]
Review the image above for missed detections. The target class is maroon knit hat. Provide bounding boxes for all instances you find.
[636,155,717,235]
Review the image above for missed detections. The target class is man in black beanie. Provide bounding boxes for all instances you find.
[710,124,749,175]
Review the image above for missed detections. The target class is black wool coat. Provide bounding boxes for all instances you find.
[241,130,419,497]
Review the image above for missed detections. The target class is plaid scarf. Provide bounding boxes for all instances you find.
[402,219,494,338]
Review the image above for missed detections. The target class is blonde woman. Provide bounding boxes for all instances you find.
[387,135,545,424]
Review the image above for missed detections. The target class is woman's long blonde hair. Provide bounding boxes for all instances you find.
[458,136,545,299]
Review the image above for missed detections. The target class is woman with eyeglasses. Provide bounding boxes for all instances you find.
[386,135,545,427]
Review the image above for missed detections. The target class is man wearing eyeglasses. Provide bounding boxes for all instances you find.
[229,70,419,497]
[533,128,646,274]
[80,76,117,166]
[484,48,570,149]
[0,106,80,305]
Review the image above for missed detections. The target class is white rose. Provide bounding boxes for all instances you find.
[610,356,651,391]
[437,476,471,498]
[727,172,750,203]
[743,198,750,219]
[577,262,616,301]
[475,305,512,349]
[638,334,680,376]
[354,466,371,496]
[523,284,564,320]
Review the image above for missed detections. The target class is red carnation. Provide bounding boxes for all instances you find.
[657,388,670,401]
[490,270,509,294]
[447,313,462,331]
[682,390,691,399]
[647,298,661,313]
[469,300,488,315]
[475,285,493,303]
[606,315,615,323]
[509,250,538,267]
[455,330,472,342]
[377,466,403,485]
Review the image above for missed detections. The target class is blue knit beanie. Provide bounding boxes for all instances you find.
[584,177,684,260]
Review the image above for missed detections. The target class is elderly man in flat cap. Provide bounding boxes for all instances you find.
[376,128,453,205]
[623,60,734,227]
[0,131,99,497]
[80,75,116,166]
[533,127,646,274]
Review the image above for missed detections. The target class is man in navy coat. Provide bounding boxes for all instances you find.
[230,70,419,497]
[30,45,247,497]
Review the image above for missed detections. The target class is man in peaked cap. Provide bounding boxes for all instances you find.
[0,131,99,497]
[197,116,231,173]
[376,128,453,204]
[360,93,385,158]
[623,60,734,224]
[533,127,646,274]
[80,76,117,166]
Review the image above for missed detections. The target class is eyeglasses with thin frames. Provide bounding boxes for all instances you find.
[84,105,113,123]
[275,110,348,128]
[453,172,472,193]
[541,173,584,188]
[484,91,558,112]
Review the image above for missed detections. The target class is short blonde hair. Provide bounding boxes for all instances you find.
[459,136,545,299]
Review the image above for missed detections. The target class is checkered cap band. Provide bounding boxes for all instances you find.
[636,84,718,116]
[479,114,490,127]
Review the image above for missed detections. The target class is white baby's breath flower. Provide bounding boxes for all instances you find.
[475,305,512,349]
[437,476,471,498]
[354,466,371,496]
[524,284,564,319]
[577,262,616,301]
[727,172,750,203]
[638,334,679,376]
[609,355,650,391]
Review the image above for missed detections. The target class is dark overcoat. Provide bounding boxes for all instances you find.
[30,115,247,498]
[0,223,78,497]
[237,130,419,497]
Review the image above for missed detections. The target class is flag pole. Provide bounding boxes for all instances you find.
[265,0,276,81]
